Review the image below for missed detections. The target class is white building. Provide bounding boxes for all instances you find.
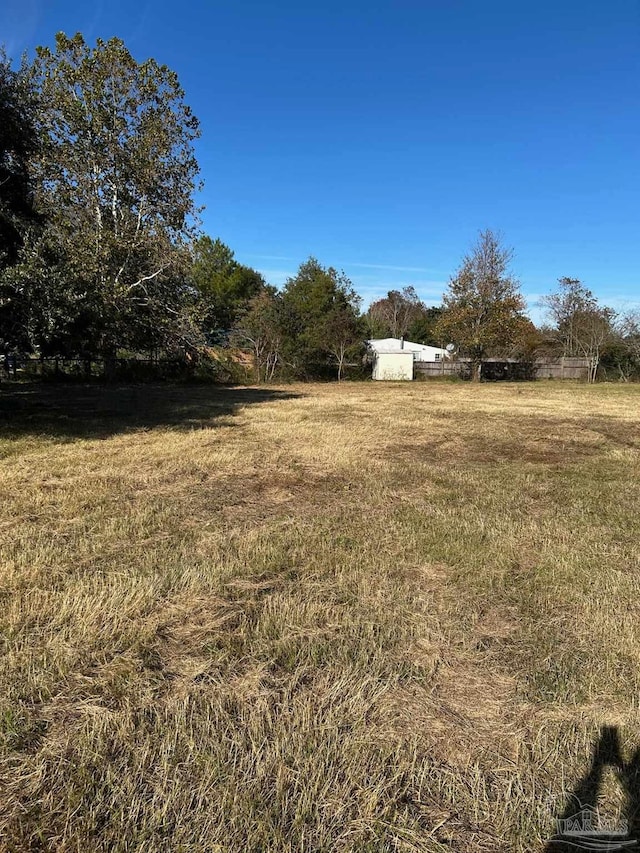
[371,350,415,381]
[367,338,448,363]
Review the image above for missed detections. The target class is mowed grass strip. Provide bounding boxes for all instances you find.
[1,381,639,851]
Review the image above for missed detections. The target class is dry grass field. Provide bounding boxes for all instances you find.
[1,380,640,851]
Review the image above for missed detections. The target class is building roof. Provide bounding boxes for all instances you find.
[367,338,447,354]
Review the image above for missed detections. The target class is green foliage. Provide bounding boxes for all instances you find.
[281,257,364,378]
[191,236,265,336]
[407,304,443,345]
[12,32,201,359]
[0,51,40,352]
[0,52,38,266]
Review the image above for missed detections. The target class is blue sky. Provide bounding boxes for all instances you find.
[3,0,639,321]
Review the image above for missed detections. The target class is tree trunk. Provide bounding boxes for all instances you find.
[267,353,278,382]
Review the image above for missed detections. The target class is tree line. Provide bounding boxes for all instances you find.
[1,33,638,383]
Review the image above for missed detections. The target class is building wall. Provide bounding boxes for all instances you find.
[412,347,447,363]
[373,352,414,380]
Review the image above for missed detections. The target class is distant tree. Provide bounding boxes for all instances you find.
[281,257,362,377]
[318,293,364,380]
[543,277,617,382]
[368,287,423,339]
[613,313,640,381]
[0,51,40,354]
[19,32,201,361]
[576,309,617,383]
[406,305,443,346]
[543,278,598,356]
[622,313,640,365]
[508,317,546,360]
[232,287,285,382]
[435,229,527,381]
[191,236,264,337]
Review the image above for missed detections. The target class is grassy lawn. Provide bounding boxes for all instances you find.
[1,380,640,851]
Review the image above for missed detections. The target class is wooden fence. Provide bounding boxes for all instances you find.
[533,357,591,380]
[414,360,464,378]
[2,354,594,383]
[414,356,591,381]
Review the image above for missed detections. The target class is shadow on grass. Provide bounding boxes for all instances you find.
[544,725,640,851]
[0,382,301,441]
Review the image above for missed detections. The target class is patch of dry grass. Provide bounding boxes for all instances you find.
[1,380,640,851]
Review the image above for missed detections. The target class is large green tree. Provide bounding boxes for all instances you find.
[281,257,363,378]
[435,230,528,380]
[19,32,201,359]
[191,236,264,338]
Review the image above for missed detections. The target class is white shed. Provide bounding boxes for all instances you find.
[372,350,414,381]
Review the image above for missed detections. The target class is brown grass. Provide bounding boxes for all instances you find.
[1,380,640,851]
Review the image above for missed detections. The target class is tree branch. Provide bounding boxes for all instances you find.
[124,267,165,293]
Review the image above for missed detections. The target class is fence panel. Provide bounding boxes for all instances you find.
[414,357,592,381]
[534,357,590,379]
[414,361,463,378]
